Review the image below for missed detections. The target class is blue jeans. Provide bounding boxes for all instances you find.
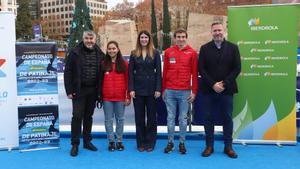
[103,101,125,142]
[164,89,190,143]
[202,93,233,148]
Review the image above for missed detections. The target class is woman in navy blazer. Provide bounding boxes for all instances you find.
[128,30,162,152]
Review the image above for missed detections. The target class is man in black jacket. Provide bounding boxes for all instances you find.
[64,30,104,157]
[198,22,241,158]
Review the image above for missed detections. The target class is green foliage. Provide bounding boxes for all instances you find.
[68,0,93,52]
[162,0,171,50]
[151,0,158,48]
[16,0,33,40]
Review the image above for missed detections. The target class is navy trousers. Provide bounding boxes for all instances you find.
[202,93,233,148]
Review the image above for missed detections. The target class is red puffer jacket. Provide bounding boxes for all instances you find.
[162,45,198,94]
[102,61,130,101]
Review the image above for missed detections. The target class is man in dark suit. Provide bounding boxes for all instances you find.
[64,30,104,157]
[198,22,241,158]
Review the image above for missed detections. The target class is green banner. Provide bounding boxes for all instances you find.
[228,4,300,144]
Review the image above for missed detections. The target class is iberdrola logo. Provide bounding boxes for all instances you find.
[248,18,278,31]
[248,18,260,26]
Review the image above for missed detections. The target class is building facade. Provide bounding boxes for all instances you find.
[0,0,17,15]
[40,0,107,39]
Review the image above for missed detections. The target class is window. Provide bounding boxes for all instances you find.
[61,7,64,12]
[61,14,64,19]
[52,9,55,13]
[65,14,68,18]
[66,28,69,33]
[56,8,59,12]
[56,0,59,5]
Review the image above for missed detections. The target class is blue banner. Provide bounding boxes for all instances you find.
[16,42,60,151]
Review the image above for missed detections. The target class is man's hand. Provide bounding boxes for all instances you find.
[187,93,196,103]
[213,81,224,93]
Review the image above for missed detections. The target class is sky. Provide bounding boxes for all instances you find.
[106,0,141,9]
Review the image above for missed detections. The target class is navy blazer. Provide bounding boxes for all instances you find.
[128,49,162,96]
[198,40,241,95]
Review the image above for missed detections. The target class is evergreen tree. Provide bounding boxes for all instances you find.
[16,0,33,40]
[68,0,93,52]
[151,0,158,48]
[162,0,171,50]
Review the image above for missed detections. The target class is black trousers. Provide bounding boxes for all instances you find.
[71,87,97,146]
[133,95,157,149]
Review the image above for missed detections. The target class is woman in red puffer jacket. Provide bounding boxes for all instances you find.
[101,41,130,152]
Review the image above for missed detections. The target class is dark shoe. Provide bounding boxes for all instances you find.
[70,145,78,157]
[138,147,145,152]
[146,147,153,152]
[179,142,187,154]
[164,142,174,154]
[108,142,115,152]
[224,148,238,158]
[202,146,214,157]
[83,142,98,151]
[116,142,125,151]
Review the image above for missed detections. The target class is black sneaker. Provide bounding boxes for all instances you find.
[164,142,174,153]
[116,142,125,151]
[108,142,115,151]
[179,142,187,154]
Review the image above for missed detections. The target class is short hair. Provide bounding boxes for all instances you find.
[173,28,188,38]
[82,30,96,38]
[211,22,223,28]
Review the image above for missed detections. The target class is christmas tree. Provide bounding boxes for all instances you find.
[67,0,93,52]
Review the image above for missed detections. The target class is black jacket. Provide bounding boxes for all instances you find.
[128,49,162,96]
[64,42,104,98]
[198,40,241,94]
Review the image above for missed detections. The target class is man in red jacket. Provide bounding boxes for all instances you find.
[162,28,198,154]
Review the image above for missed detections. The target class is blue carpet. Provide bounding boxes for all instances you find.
[1,137,300,169]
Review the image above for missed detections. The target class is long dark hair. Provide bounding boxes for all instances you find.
[103,41,126,73]
[133,30,154,58]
